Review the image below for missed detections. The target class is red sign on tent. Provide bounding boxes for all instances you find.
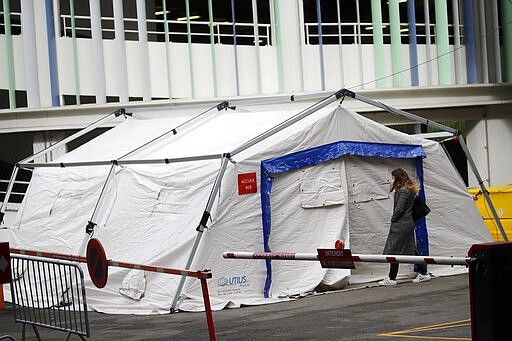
[238,172,257,195]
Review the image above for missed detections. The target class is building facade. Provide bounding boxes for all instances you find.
[1,0,512,220]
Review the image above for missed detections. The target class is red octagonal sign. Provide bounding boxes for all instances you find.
[86,238,108,288]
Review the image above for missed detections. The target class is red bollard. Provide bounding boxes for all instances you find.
[1,241,12,311]
[200,277,216,341]
[0,284,4,311]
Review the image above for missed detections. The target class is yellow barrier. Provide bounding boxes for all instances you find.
[469,185,512,241]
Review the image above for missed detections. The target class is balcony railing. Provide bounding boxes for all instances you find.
[304,22,465,45]
[60,15,272,46]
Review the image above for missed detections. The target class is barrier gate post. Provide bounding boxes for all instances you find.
[469,242,512,341]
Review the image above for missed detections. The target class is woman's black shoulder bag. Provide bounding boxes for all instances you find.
[412,196,431,221]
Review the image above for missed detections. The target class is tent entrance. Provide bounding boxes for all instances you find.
[266,158,350,296]
[260,140,427,297]
[344,156,420,283]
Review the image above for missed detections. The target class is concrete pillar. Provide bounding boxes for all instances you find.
[90,0,107,104]
[272,0,304,92]
[371,0,386,88]
[21,0,41,107]
[389,0,402,87]
[113,0,129,103]
[434,0,452,85]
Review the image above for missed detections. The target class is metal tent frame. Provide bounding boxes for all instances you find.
[1,89,504,315]
[171,90,347,311]
[74,101,230,255]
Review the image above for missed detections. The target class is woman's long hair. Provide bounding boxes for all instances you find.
[390,168,419,195]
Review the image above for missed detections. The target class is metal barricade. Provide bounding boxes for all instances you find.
[9,254,89,340]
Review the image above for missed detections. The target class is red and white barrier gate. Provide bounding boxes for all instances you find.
[9,238,216,341]
[222,251,474,267]
[225,242,512,341]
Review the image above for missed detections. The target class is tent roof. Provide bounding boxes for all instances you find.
[56,108,327,163]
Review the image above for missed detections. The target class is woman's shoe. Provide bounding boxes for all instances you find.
[413,273,431,283]
[378,277,397,286]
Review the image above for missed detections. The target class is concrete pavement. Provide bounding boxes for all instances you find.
[0,273,472,340]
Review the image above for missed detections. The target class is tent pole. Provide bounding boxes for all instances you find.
[230,90,345,157]
[171,91,346,311]
[77,164,117,256]
[77,102,230,253]
[0,108,127,226]
[121,91,335,117]
[18,101,230,171]
[116,101,229,160]
[21,108,128,165]
[171,155,231,313]
[457,135,508,241]
[341,89,458,134]
[18,154,225,169]
[344,89,507,241]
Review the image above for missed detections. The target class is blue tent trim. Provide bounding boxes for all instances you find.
[259,140,428,298]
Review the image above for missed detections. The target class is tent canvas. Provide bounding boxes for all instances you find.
[6,104,492,314]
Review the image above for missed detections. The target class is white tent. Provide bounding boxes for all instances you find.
[7,99,492,314]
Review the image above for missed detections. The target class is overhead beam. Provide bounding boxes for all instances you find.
[1,84,511,134]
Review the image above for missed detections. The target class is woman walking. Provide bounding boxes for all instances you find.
[378,168,431,286]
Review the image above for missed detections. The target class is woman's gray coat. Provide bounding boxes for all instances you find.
[383,187,417,255]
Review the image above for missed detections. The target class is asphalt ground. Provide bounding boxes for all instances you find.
[0,273,472,340]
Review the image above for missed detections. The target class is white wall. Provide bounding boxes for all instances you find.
[51,37,472,100]
[467,117,512,187]
[55,39,281,100]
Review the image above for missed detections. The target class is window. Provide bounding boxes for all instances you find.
[0,89,27,109]
[303,0,461,46]
[59,0,271,45]
[303,0,372,45]
[0,0,22,35]
[60,1,92,38]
